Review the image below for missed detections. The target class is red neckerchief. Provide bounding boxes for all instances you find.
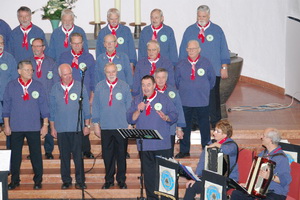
[71,49,83,69]
[197,21,210,43]
[61,79,74,104]
[156,84,167,93]
[148,53,160,76]
[267,147,282,159]
[106,50,117,62]
[18,78,32,101]
[151,23,163,40]
[106,78,118,106]
[145,90,157,116]
[109,24,119,47]
[34,54,44,78]
[21,22,33,50]
[188,54,200,80]
[218,137,228,144]
[0,52,3,57]
[109,24,119,36]
[63,25,74,48]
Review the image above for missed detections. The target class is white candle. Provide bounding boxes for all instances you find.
[94,0,101,23]
[134,0,141,25]
[115,0,121,20]
[115,0,121,12]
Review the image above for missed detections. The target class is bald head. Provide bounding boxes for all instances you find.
[59,64,73,85]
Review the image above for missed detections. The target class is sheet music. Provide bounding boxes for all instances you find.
[0,150,11,171]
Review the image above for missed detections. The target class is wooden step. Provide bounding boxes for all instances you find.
[7,182,192,199]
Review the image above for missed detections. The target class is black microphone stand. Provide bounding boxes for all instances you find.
[76,69,86,200]
[138,136,146,200]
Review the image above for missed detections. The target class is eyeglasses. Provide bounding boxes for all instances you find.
[32,45,44,48]
[22,69,34,73]
[186,47,200,51]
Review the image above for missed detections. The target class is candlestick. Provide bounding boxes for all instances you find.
[134,0,141,25]
[129,22,146,39]
[94,0,101,23]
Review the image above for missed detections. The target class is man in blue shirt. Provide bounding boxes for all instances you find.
[47,9,88,61]
[8,6,48,63]
[3,60,49,190]
[231,128,292,200]
[96,8,136,73]
[179,5,230,129]
[138,9,178,66]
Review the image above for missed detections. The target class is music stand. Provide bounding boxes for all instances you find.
[201,170,227,200]
[279,142,300,163]
[0,150,11,200]
[117,129,163,200]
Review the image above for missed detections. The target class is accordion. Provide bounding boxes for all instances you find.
[245,156,276,198]
[204,146,230,177]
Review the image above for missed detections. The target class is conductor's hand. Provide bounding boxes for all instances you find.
[137,102,146,112]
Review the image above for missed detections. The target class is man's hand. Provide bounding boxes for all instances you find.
[137,102,146,112]
[176,128,184,139]
[259,168,271,179]
[4,125,11,136]
[51,128,57,139]
[156,110,170,122]
[83,127,90,136]
[186,180,196,188]
[40,125,48,139]
[220,64,229,79]
[94,123,101,138]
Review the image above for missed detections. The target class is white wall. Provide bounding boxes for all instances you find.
[1,0,300,89]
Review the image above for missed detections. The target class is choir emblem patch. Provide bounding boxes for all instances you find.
[117,37,124,44]
[168,91,176,99]
[160,35,168,42]
[32,91,39,99]
[70,93,77,101]
[154,103,162,111]
[0,63,8,71]
[79,63,87,71]
[115,92,123,100]
[160,170,175,191]
[47,71,53,79]
[30,38,35,45]
[116,64,122,71]
[197,68,205,76]
[206,34,214,42]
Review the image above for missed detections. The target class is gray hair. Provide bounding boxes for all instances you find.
[104,34,117,42]
[187,40,200,48]
[266,128,281,145]
[61,9,75,19]
[147,40,160,51]
[18,60,32,70]
[151,9,163,17]
[197,5,210,14]
[107,8,120,20]
[104,62,117,72]
[17,6,31,16]
[154,68,168,79]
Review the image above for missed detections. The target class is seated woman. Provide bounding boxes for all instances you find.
[183,119,239,200]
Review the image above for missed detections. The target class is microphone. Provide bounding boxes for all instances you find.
[140,95,147,113]
[211,139,217,143]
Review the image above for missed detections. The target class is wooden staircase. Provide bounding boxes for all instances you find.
[1,129,299,199]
